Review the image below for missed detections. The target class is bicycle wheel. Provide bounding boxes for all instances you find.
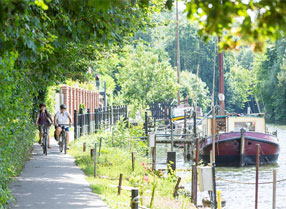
[63,133,67,154]
[43,134,48,155]
[59,135,63,152]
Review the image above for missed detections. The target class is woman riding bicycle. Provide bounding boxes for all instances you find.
[35,103,53,148]
[54,104,72,149]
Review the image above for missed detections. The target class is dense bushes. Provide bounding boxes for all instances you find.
[0,53,36,207]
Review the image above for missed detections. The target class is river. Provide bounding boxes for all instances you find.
[155,123,286,209]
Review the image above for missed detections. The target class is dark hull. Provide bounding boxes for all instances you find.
[200,132,280,166]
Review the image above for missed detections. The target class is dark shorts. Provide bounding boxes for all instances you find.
[57,126,69,132]
[38,125,50,133]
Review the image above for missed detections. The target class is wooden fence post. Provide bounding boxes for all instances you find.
[131,188,139,209]
[94,143,97,177]
[118,173,123,195]
[83,142,86,152]
[173,177,181,197]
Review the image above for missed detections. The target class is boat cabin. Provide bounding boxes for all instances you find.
[202,114,266,137]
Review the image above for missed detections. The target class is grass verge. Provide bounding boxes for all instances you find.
[69,127,196,209]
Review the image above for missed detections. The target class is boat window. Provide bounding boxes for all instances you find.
[234,122,255,132]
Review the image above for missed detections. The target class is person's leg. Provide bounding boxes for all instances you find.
[56,127,62,138]
[39,132,43,143]
[38,126,43,144]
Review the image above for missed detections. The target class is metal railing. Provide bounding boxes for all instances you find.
[74,105,128,139]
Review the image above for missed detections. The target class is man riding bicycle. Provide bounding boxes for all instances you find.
[35,103,53,148]
[54,104,72,149]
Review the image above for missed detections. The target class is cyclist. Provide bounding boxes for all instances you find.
[35,103,53,148]
[54,104,72,149]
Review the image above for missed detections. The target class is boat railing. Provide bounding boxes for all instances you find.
[197,105,220,125]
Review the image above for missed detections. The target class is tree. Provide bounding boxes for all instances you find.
[117,44,178,107]
[180,71,211,111]
[0,1,165,206]
[225,65,255,111]
[185,0,286,51]
[254,39,286,121]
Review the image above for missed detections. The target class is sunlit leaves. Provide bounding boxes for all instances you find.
[185,0,286,52]
[35,0,48,10]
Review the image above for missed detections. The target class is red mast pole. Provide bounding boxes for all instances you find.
[218,37,225,115]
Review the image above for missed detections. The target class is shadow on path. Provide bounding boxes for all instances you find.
[9,139,109,209]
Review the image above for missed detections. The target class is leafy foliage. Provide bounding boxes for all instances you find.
[0,52,35,206]
[255,39,286,121]
[225,66,255,110]
[117,44,178,106]
[180,71,210,111]
[0,0,163,207]
[185,0,286,51]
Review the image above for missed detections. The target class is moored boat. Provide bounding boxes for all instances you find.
[200,114,280,166]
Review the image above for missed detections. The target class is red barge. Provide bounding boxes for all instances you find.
[200,114,280,166]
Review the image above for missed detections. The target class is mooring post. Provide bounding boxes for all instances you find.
[131,188,139,209]
[132,152,135,171]
[255,144,260,209]
[184,110,187,134]
[212,163,217,209]
[83,142,86,152]
[173,177,181,197]
[183,110,187,160]
[94,143,97,177]
[145,111,148,137]
[167,152,176,173]
[196,137,199,165]
[118,173,123,195]
[273,169,277,209]
[240,128,246,167]
[191,164,197,205]
[193,111,197,137]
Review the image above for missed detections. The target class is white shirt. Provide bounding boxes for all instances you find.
[56,111,70,127]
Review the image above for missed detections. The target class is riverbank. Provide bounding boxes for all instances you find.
[69,125,197,209]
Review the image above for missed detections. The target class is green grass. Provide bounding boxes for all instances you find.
[69,131,196,209]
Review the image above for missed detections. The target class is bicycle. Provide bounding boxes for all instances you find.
[58,124,71,154]
[40,125,49,156]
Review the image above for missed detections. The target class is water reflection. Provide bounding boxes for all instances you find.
[155,124,286,209]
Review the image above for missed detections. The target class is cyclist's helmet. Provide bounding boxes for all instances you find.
[39,103,46,108]
[60,104,66,109]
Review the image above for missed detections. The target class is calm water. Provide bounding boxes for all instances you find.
[155,123,286,209]
[214,124,286,209]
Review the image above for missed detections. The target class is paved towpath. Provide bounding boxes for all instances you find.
[9,139,109,209]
